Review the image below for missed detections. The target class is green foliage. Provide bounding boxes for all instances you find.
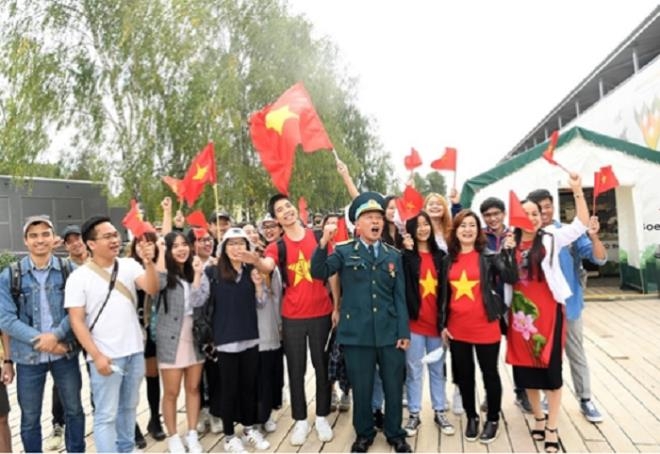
[0,0,394,221]
[0,251,17,272]
[411,171,447,197]
[511,290,539,318]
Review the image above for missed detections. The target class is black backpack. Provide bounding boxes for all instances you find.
[193,267,218,361]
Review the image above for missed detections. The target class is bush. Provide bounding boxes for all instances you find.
[0,251,18,272]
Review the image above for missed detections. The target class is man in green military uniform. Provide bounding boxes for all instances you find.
[311,192,411,453]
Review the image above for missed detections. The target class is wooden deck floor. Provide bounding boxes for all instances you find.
[5,295,660,452]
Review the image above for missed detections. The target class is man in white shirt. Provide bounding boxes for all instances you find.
[65,215,158,453]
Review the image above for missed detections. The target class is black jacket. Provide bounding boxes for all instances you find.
[439,248,518,330]
[402,248,446,333]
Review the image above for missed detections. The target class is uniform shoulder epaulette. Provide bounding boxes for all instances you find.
[381,242,399,253]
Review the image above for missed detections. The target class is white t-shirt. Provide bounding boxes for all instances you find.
[64,257,146,359]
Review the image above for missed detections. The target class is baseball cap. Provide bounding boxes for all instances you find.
[61,225,82,241]
[23,215,54,237]
[208,211,232,223]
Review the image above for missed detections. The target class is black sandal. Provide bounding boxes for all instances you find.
[544,426,559,453]
[531,416,546,441]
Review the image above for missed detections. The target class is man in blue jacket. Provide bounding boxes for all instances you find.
[0,215,85,452]
[528,189,607,423]
[311,192,411,453]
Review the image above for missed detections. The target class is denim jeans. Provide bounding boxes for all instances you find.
[89,352,145,453]
[405,332,447,413]
[16,356,85,453]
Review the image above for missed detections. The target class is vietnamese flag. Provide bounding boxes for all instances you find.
[335,216,349,243]
[430,147,457,171]
[298,196,309,226]
[542,130,559,166]
[508,191,535,231]
[122,199,156,238]
[186,210,207,228]
[162,176,185,201]
[404,147,423,171]
[593,165,620,212]
[396,185,424,222]
[180,142,216,207]
[249,82,333,194]
[192,227,209,240]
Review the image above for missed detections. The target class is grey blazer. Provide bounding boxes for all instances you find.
[154,272,209,364]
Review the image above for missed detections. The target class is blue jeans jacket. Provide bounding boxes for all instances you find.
[0,255,80,364]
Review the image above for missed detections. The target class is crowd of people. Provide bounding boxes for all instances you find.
[0,162,607,453]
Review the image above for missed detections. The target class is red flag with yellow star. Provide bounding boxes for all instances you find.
[122,199,156,238]
[249,82,333,194]
[593,165,619,199]
[430,147,457,171]
[181,142,216,207]
[404,147,423,171]
[396,185,424,222]
[162,176,185,202]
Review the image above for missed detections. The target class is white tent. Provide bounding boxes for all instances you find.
[461,127,660,293]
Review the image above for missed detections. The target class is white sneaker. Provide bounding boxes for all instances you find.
[290,419,311,446]
[224,436,246,453]
[185,430,203,454]
[263,416,277,433]
[452,387,465,415]
[210,415,224,434]
[167,434,186,453]
[243,427,270,450]
[47,423,64,451]
[315,416,334,442]
[196,407,210,433]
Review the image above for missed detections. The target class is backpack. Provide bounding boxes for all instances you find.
[193,267,218,361]
[9,256,73,306]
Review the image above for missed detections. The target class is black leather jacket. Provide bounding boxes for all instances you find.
[439,248,518,330]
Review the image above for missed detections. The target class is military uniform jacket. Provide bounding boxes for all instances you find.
[311,239,410,347]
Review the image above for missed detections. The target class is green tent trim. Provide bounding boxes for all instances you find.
[460,126,660,207]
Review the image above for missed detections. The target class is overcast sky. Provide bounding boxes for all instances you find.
[287,0,659,192]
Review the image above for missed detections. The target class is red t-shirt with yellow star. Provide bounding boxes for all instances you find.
[447,249,500,344]
[265,229,333,319]
[410,251,440,337]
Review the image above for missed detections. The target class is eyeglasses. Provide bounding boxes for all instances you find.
[92,232,120,241]
[482,210,503,218]
[262,224,278,230]
[198,237,213,244]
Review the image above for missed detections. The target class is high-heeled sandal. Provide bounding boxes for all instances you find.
[544,426,560,453]
[530,416,546,441]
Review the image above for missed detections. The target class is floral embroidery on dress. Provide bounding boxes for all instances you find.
[511,290,547,359]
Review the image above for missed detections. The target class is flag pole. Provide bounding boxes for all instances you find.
[213,184,221,226]
[592,195,597,216]
[452,170,457,191]
[331,148,340,161]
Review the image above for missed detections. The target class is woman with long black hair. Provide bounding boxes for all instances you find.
[507,173,589,453]
[154,231,207,453]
